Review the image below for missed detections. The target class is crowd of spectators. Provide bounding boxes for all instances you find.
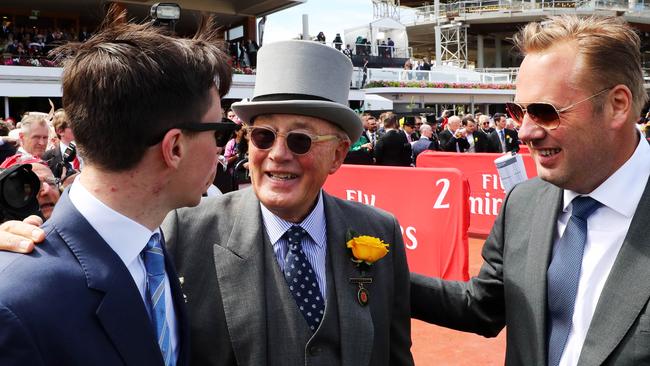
[0,22,93,66]
[344,110,525,167]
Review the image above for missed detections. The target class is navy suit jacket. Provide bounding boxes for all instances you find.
[0,192,190,366]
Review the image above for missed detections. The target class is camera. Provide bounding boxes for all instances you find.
[0,164,42,222]
[53,142,78,181]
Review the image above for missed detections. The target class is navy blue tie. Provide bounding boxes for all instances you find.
[142,233,174,366]
[283,225,325,332]
[547,196,602,366]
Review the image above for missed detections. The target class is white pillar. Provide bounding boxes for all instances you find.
[494,35,502,68]
[477,34,484,69]
[302,14,309,40]
[435,25,442,66]
[3,97,8,119]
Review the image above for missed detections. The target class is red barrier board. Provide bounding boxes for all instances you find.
[417,151,538,236]
[325,165,470,281]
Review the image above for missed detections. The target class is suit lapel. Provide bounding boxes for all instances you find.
[578,176,650,366]
[524,182,562,362]
[49,193,162,366]
[212,188,268,365]
[323,193,374,366]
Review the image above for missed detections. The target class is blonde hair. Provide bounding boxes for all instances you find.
[512,15,647,116]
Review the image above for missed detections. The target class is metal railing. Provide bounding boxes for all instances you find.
[351,65,516,88]
[352,66,650,88]
[325,41,412,58]
[401,0,650,25]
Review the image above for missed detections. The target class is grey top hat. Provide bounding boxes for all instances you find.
[231,40,363,142]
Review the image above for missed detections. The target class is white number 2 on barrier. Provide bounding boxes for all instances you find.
[433,178,450,209]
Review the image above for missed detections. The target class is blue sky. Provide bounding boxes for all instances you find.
[263,0,374,44]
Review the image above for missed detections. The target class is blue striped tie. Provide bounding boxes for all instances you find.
[142,233,174,366]
[547,196,602,366]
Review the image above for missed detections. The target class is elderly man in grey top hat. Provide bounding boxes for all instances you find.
[163,40,414,366]
[0,41,413,365]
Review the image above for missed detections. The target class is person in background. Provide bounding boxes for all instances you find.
[0,155,60,220]
[17,115,49,158]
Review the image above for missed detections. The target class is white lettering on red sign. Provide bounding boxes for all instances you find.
[433,178,450,209]
[345,190,376,206]
[399,225,418,250]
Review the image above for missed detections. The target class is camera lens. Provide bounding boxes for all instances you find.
[2,169,36,209]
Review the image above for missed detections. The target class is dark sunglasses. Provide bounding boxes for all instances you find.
[505,88,610,130]
[248,126,340,155]
[149,121,237,147]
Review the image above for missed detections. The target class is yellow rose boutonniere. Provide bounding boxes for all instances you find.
[474,137,478,143]
[506,135,512,143]
[346,230,389,266]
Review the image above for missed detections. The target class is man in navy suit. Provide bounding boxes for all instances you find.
[0,8,234,365]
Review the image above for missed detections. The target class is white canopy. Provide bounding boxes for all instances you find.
[364,94,393,111]
[344,18,409,58]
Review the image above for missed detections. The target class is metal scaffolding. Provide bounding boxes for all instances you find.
[372,0,401,20]
[436,22,469,68]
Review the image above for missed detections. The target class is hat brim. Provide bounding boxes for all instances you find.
[231,100,363,142]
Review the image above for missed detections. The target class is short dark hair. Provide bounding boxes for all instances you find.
[54,6,232,171]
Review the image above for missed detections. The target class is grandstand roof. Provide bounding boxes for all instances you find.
[1,0,305,18]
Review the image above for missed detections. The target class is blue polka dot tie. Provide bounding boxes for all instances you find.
[283,225,325,332]
[142,233,174,366]
[547,196,602,366]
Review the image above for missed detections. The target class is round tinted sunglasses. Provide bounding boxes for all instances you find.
[248,126,340,155]
[505,88,611,130]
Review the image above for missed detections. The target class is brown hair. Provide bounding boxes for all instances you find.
[51,109,69,138]
[53,6,232,171]
[512,15,647,116]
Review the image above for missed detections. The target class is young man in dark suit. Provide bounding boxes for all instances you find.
[488,114,520,153]
[375,113,413,166]
[463,115,490,153]
[0,10,234,365]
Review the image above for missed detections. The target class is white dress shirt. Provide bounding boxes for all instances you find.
[556,135,650,366]
[69,180,179,362]
[466,132,475,153]
[261,191,329,299]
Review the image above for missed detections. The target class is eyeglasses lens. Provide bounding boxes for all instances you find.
[506,102,561,129]
[250,128,313,155]
[286,133,312,154]
[215,131,231,147]
[250,128,276,149]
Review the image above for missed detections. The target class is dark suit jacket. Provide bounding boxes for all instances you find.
[488,129,520,153]
[469,130,490,153]
[439,129,470,152]
[0,192,190,366]
[411,175,650,365]
[374,129,412,166]
[0,143,16,164]
[162,188,413,366]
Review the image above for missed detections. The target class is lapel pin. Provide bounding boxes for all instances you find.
[350,277,372,306]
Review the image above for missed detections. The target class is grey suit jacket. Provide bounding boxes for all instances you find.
[411,176,650,365]
[163,188,413,366]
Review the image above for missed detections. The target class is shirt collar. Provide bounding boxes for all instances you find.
[563,133,650,217]
[260,190,327,248]
[69,178,158,267]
